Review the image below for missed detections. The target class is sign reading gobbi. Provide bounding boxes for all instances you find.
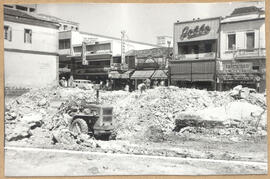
[180,24,211,40]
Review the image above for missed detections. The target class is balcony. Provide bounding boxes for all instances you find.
[59,49,71,55]
[235,48,266,59]
[176,52,216,60]
[110,63,129,71]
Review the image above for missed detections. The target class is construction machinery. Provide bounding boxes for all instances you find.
[68,84,114,140]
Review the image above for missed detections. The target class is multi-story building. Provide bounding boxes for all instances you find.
[58,30,163,83]
[156,36,173,47]
[127,47,173,89]
[169,17,221,90]
[218,6,266,92]
[4,7,60,88]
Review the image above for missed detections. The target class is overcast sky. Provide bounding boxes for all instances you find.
[36,1,264,44]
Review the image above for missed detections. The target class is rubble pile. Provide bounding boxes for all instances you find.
[5,85,267,145]
[113,87,236,140]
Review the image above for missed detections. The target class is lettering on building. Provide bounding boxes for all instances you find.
[180,24,211,40]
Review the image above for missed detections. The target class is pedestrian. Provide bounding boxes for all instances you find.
[59,77,66,87]
[138,82,147,93]
[124,84,130,92]
[160,80,165,86]
[153,80,159,88]
[145,78,151,89]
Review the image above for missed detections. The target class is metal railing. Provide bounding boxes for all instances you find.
[235,48,266,58]
[176,52,216,60]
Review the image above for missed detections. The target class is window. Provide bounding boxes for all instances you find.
[16,5,28,11]
[4,5,14,8]
[246,32,255,49]
[205,43,212,53]
[29,8,35,12]
[228,34,236,50]
[24,29,32,43]
[59,39,71,49]
[4,25,12,41]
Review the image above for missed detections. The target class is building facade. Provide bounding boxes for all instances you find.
[58,30,163,84]
[156,36,173,47]
[169,17,221,90]
[4,7,59,88]
[218,6,266,92]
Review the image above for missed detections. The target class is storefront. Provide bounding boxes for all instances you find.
[170,17,221,90]
[108,70,134,90]
[219,6,265,92]
[217,60,264,92]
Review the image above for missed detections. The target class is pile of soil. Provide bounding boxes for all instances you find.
[4,86,267,146]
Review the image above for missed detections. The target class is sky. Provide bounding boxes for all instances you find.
[36,1,265,44]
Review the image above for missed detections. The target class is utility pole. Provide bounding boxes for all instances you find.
[121,30,126,65]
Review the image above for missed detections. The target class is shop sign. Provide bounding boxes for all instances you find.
[180,24,211,40]
[175,17,220,42]
[219,73,255,81]
[81,42,88,65]
[223,62,252,73]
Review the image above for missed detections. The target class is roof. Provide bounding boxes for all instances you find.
[230,6,264,16]
[131,70,155,79]
[4,7,78,28]
[126,47,173,58]
[32,13,79,26]
[151,70,168,79]
[80,31,163,48]
[4,8,56,24]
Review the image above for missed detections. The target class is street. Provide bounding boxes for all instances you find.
[5,146,268,176]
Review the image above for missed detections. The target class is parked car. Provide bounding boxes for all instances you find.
[73,79,94,90]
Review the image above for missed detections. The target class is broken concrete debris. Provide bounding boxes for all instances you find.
[5,86,267,146]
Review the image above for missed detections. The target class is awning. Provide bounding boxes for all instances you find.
[131,70,154,79]
[59,67,71,74]
[171,74,191,81]
[108,70,134,79]
[108,71,121,79]
[121,70,134,79]
[151,70,168,79]
[192,74,214,82]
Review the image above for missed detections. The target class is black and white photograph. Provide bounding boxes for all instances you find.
[3,0,268,176]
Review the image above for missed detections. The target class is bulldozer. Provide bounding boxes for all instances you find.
[68,84,114,140]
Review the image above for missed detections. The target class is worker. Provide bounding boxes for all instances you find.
[145,78,151,89]
[153,80,159,88]
[59,77,66,87]
[124,84,130,92]
[138,82,147,93]
[160,80,165,86]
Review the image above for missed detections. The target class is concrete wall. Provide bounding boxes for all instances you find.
[220,19,265,60]
[4,21,59,88]
[4,51,58,88]
[4,21,58,53]
[78,32,161,56]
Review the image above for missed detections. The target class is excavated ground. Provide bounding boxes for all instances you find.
[4,86,268,163]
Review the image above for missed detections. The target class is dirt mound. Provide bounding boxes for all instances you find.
[5,86,267,145]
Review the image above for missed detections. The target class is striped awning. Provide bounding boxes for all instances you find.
[131,70,154,79]
[151,70,168,79]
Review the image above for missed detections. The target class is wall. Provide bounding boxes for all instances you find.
[174,18,220,56]
[4,21,59,53]
[220,19,265,60]
[4,21,59,88]
[79,32,162,56]
[4,51,58,88]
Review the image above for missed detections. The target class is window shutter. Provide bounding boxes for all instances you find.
[9,27,12,41]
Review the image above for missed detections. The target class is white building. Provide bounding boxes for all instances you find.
[156,36,172,47]
[218,6,266,91]
[58,30,163,80]
[4,7,59,88]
